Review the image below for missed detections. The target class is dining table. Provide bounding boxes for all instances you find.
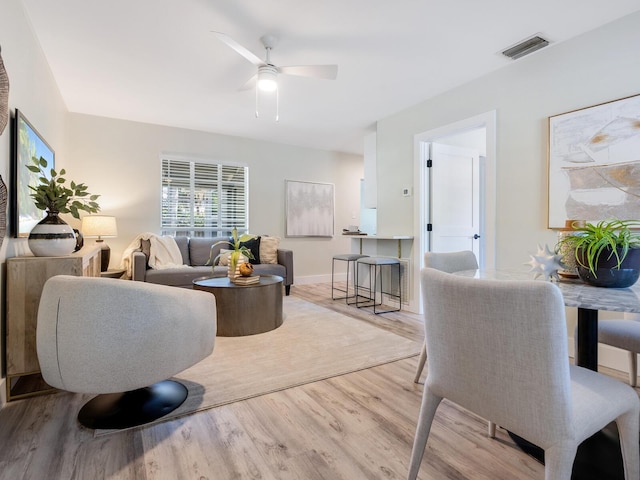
[454,268,640,480]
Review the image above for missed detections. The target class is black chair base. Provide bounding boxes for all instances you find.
[78,380,188,429]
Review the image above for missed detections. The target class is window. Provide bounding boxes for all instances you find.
[161,156,248,237]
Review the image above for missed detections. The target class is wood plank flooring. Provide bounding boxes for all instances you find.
[0,282,635,479]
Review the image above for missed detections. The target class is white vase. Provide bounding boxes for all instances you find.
[228,255,247,281]
[28,211,77,257]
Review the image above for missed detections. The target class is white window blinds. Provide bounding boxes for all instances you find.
[161,157,248,237]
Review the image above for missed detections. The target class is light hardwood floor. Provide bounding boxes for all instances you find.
[0,282,635,479]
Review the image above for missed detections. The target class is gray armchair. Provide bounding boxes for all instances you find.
[36,275,216,429]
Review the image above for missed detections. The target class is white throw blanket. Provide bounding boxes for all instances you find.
[120,233,190,279]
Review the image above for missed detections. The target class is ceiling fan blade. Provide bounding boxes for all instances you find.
[239,74,257,91]
[212,31,264,66]
[279,65,338,80]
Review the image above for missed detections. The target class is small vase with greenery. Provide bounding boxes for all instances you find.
[556,219,640,287]
[27,156,100,256]
[207,228,255,279]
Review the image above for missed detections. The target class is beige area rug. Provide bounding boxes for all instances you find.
[96,296,421,435]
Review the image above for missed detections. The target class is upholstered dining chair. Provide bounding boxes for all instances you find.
[597,313,640,387]
[416,251,493,436]
[407,268,640,480]
[413,250,479,383]
[36,275,216,429]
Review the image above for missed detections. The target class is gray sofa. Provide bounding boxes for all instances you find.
[131,236,293,295]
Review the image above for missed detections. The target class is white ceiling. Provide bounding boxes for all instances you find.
[21,0,640,155]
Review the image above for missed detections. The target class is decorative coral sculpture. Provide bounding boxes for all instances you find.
[526,244,564,281]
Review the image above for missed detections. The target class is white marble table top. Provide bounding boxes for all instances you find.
[454,268,640,314]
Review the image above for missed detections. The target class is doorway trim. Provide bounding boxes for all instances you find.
[412,110,497,312]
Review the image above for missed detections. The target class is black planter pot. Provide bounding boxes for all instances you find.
[576,247,640,288]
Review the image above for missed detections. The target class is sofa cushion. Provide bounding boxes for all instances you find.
[239,236,261,264]
[174,236,190,265]
[259,236,280,264]
[145,266,213,288]
[140,239,151,268]
[189,237,230,266]
[253,263,286,279]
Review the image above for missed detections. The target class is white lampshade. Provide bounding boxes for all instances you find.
[81,215,118,239]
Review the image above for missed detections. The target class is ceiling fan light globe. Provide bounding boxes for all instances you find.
[257,68,278,92]
[258,77,277,92]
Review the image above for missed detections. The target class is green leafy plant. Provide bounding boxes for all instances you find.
[27,156,100,218]
[556,219,640,277]
[207,228,255,273]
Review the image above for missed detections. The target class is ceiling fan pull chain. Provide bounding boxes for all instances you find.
[275,87,279,122]
[255,84,260,118]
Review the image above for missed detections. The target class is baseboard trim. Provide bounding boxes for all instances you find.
[295,274,342,285]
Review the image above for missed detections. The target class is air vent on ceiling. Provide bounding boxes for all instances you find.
[502,35,549,60]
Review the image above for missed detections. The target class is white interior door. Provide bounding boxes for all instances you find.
[428,142,481,260]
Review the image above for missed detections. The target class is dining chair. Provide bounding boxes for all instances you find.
[407,268,640,480]
[415,251,496,436]
[597,313,640,387]
[413,250,478,384]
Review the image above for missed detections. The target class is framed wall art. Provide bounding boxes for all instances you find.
[12,109,55,237]
[548,93,640,228]
[285,180,334,237]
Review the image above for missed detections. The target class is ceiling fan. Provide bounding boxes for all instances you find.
[212,32,338,93]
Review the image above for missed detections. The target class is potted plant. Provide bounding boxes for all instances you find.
[208,228,255,281]
[556,219,640,288]
[27,155,100,256]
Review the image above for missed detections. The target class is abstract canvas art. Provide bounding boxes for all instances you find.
[548,94,640,228]
[285,180,334,237]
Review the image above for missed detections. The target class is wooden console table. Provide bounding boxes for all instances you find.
[5,246,101,400]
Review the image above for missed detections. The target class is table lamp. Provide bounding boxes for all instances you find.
[81,215,118,272]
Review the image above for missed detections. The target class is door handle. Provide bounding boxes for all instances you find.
[473,234,481,239]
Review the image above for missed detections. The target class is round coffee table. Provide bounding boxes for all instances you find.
[192,275,283,336]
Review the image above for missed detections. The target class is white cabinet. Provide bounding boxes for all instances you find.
[363,132,377,209]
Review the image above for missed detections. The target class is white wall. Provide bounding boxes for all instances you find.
[0,0,363,408]
[65,113,363,281]
[377,12,640,266]
[376,11,640,368]
[0,0,69,407]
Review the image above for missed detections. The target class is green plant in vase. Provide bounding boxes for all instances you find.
[28,156,100,217]
[556,219,640,287]
[27,155,100,257]
[208,228,255,278]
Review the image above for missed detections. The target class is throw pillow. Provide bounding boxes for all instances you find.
[218,249,249,266]
[259,236,280,264]
[238,236,261,264]
[140,238,151,268]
